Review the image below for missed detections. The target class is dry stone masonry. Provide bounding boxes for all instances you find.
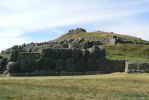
[125,62,149,73]
[1,44,127,76]
[2,28,147,76]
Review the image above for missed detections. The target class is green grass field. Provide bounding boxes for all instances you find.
[104,44,149,63]
[0,73,149,100]
[56,32,144,43]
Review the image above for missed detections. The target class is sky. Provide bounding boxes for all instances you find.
[0,0,149,51]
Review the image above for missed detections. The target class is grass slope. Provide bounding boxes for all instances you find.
[56,31,149,62]
[104,44,149,62]
[0,73,149,100]
[56,31,144,43]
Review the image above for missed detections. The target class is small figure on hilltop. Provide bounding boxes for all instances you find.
[68,28,86,33]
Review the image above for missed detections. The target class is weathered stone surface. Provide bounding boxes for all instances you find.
[65,58,75,72]
[41,48,52,58]
[20,58,35,72]
[2,42,128,75]
[82,49,90,59]
[6,62,19,73]
[18,53,40,72]
[0,59,3,72]
[72,48,82,58]
[52,48,61,59]
[75,58,86,72]
[0,58,7,72]
[8,49,18,62]
[36,57,56,70]
[97,60,126,73]
[86,58,97,71]
[126,63,149,73]
[56,59,65,71]
[89,45,105,59]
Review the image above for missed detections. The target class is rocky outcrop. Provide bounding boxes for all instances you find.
[68,28,86,33]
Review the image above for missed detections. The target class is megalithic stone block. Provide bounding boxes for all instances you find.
[6,62,19,73]
[65,58,75,72]
[8,49,18,62]
[75,58,86,72]
[86,58,97,71]
[56,59,65,71]
[72,48,82,58]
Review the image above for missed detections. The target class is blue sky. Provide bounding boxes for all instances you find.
[0,0,149,51]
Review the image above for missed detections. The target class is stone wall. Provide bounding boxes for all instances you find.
[97,59,126,73]
[17,53,40,72]
[34,45,106,72]
[125,62,149,73]
[5,45,127,76]
[0,58,7,73]
[7,59,127,76]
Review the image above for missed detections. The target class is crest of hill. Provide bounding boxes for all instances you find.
[56,28,146,44]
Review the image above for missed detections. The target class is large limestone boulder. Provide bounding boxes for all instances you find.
[36,57,56,70]
[56,59,65,71]
[89,45,105,59]
[41,48,52,58]
[86,58,97,71]
[8,49,18,62]
[75,58,86,72]
[72,48,83,58]
[82,49,90,59]
[6,62,19,73]
[60,48,72,59]
[65,58,75,72]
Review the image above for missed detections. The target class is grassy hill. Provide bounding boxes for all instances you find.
[1,29,149,62]
[56,30,149,62]
[0,73,149,100]
[56,31,145,43]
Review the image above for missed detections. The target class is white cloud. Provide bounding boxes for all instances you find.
[0,0,149,51]
[0,0,148,30]
[103,24,149,41]
[0,29,28,51]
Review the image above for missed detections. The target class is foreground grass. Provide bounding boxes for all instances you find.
[0,73,149,100]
